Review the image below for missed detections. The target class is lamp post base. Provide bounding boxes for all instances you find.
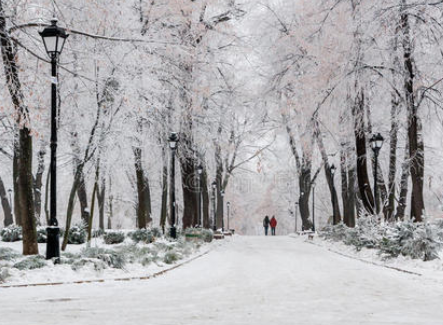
[46,226,60,262]
[170,226,177,239]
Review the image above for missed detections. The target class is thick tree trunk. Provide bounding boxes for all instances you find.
[352,90,374,215]
[387,98,400,222]
[401,5,424,222]
[160,147,168,232]
[340,141,356,227]
[0,2,37,254]
[395,145,410,220]
[202,168,210,229]
[33,140,46,223]
[97,176,106,230]
[12,143,21,226]
[180,156,198,229]
[71,133,89,224]
[134,146,147,229]
[17,128,38,255]
[314,119,341,224]
[0,175,13,226]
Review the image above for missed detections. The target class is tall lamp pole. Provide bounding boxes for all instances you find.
[211,181,217,231]
[197,164,204,227]
[168,132,179,239]
[40,19,69,261]
[370,133,384,215]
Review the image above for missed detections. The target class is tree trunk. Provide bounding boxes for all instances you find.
[352,89,375,214]
[180,155,198,229]
[17,128,38,255]
[71,132,89,224]
[97,176,106,230]
[387,98,400,222]
[340,141,356,227]
[314,118,341,224]
[0,175,13,226]
[202,168,210,229]
[134,146,147,229]
[0,2,37,254]
[12,142,21,226]
[33,140,46,223]
[395,145,410,220]
[401,5,424,222]
[160,147,168,232]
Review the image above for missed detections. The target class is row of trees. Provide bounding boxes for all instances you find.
[0,0,268,254]
[257,0,443,230]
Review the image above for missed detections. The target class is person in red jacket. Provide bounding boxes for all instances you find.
[270,216,277,236]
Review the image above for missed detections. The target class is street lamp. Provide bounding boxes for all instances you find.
[370,133,384,215]
[8,188,12,208]
[40,18,69,261]
[197,164,204,227]
[168,132,179,239]
[211,181,217,231]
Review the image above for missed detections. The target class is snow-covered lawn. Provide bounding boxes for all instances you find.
[0,236,214,287]
[2,235,443,325]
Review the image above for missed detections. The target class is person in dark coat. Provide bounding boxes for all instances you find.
[263,216,270,236]
[270,216,277,236]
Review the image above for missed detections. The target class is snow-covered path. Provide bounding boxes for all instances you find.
[2,236,443,325]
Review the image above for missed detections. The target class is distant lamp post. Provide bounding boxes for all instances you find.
[227,201,231,232]
[40,18,69,261]
[8,188,12,208]
[370,133,384,215]
[211,181,217,231]
[197,164,204,227]
[168,132,179,239]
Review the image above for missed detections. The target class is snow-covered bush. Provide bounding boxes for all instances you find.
[67,223,87,244]
[401,223,440,261]
[13,255,46,270]
[319,223,347,242]
[128,229,154,244]
[163,251,182,264]
[103,231,125,245]
[0,247,19,261]
[37,227,47,243]
[93,229,105,238]
[200,229,213,243]
[0,267,11,282]
[71,258,108,272]
[343,218,381,251]
[151,227,163,239]
[1,225,22,242]
[81,247,126,269]
[321,217,442,261]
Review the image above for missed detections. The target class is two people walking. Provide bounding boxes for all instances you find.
[263,216,277,236]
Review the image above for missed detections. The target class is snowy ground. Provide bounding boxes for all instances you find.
[2,235,443,325]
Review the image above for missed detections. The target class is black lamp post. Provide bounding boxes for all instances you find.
[168,132,179,238]
[370,133,384,215]
[40,18,69,261]
[211,181,217,231]
[227,201,231,232]
[197,164,204,227]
